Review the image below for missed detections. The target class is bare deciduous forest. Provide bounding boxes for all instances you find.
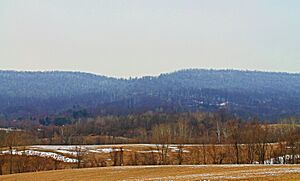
[0,112,299,175]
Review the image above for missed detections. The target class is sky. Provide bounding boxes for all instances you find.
[0,0,299,78]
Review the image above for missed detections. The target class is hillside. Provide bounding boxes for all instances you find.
[0,69,300,120]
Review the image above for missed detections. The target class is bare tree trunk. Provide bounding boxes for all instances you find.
[177,144,184,165]
[256,143,267,164]
[156,144,169,165]
[111,150,118,166]
[110,147,123,166]
[75,146,86,168]
[202,143,207,164]
[209,144,217,164]
[119,147,124,166]
[0,159,3,175]
[247,144,255,164]
[216,122,221,144]
[234,142,240,164]
[9,146,13,174]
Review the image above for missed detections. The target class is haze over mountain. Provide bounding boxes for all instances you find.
[0,69,299,120]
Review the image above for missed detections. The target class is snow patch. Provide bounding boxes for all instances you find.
[0,149,78,163]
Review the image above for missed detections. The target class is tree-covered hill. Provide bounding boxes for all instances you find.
[0,69,299,120]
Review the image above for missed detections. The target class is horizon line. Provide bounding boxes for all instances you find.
[0,68,299,79]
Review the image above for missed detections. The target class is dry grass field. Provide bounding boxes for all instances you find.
[1,165,300,181]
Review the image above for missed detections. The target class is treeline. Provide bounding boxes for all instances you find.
[1,111,300,175]
[1,111,299,146]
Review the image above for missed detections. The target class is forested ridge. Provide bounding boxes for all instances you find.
[0,69,300,120]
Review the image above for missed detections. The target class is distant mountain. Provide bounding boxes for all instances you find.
[0,69,300,120]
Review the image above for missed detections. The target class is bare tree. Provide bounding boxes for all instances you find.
[142,150,157,165]
[110,148,118,166]
[110,147,124,166]
[243,121,259,164]
[284,119,299,164]
[74,146,86,168]
[152,124,172,165]
[128,151,139,165]
[216,121,222,144]
[60,126,76,145]
[254,123,270,164]
[202,143,207,164]
[119,147,124,166]
[227,120,241,164]
[246,143,256,164]
[5,132,21,174]
[176,120,189,165]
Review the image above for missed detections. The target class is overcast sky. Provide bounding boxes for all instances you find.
[0,0,299,77]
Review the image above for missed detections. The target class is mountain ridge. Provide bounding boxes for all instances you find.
[0,69,299,120]
[1,68,300,79]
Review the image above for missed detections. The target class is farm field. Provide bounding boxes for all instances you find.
[1,165,300,180]
[1,143,299,173]
[0,143,292,167]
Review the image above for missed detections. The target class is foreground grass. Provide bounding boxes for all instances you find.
[1,165,300,181]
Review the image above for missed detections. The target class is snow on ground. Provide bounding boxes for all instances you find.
[264,154,300,164]
[89,148,130,153]
[0,149,78,163]
[169,146,190,153]
[30,145,131,155]
[55,149,78,156]
[0,127,22,132]
[30,144,191,154]
[137,150,160,153]
[3,144,292,165]
[30,145,99,151]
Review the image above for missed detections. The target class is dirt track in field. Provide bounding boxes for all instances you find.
[1,165,300,181]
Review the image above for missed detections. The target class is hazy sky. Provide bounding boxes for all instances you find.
[0,0,299,77]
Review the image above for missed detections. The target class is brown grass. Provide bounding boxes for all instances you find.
[1,165,300,181]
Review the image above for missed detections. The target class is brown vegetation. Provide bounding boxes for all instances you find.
[0,112,300,176]
[1,165,300,181]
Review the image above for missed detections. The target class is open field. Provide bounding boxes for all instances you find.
[1,143,300,178]
[1,165,300,180]
[1,143,296,164]
[1,143,299,175]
